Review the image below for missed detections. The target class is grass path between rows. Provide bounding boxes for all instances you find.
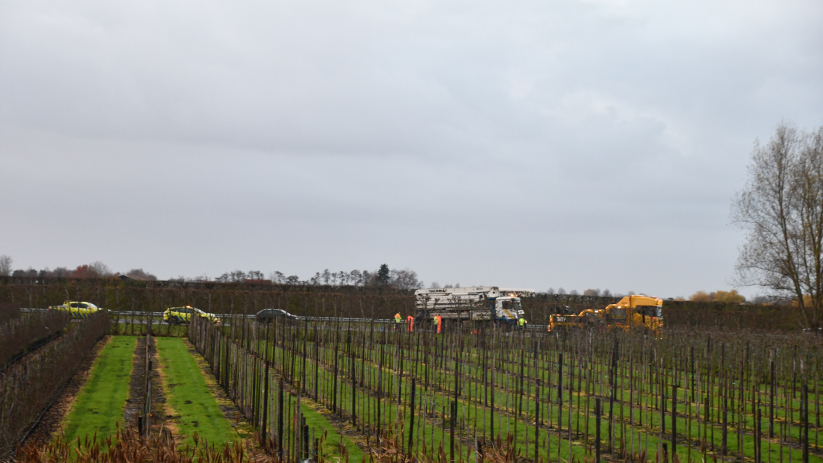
[61,336,137,446]
[298,399,365,462]
[155,337,238,448]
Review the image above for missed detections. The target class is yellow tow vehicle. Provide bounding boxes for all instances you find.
[548,313,583,332]
[548,305,595,332]
[163,306,220,325]
[548,296,663,333]
[49,301,101,319]
[601,295,663,331]
[578,309,603,326]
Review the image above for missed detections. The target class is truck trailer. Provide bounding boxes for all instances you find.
[414,286,534,323]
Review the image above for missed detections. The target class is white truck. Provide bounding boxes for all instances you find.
[414,286,534,323]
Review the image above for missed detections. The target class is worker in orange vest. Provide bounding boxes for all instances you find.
[407,315,414,332]
[434,315,442,333]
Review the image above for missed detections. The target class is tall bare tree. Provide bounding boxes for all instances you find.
[732,123,823,328]
[0,255,11,276]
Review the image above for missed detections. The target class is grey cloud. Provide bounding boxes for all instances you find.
[1,0,821,297]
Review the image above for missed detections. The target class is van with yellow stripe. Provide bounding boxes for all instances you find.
[49,301,101,319]
[163,306,220,325]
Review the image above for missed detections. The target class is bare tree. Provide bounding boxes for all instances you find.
[247,270,265,280]
[389,268,424,290]
[349,270,362,285]
[0,255,11,276]
[89,261,113,277]
[269,271,286,284]
[732,123,823,328]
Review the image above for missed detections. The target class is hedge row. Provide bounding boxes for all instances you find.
[0,310,109,459]
[0,309,70,368]
[0,277,806,331]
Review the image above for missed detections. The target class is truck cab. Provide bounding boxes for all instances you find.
[492,294,525,321]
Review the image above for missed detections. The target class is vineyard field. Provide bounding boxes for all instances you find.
[3,301,821,463]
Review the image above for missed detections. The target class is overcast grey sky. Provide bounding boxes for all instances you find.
[1,0,821,297]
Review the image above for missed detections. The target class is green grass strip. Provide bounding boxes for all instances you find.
[155,337,237,448]
[62,336,137,446]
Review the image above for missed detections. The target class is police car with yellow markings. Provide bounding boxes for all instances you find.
[163,306,220,325]
[49,301,101,319]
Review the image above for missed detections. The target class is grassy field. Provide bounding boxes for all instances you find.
[155,337,239,448]
[61,336,137,446]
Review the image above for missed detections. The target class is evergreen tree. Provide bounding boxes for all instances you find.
[376,264,390,286]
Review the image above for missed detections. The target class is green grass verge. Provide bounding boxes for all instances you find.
[155,337,238,448]
[61,336,137,446]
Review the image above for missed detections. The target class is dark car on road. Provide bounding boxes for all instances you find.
[256,308,299,323]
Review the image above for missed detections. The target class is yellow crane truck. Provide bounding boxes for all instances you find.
[601,295,663,331]
[548,295,663,333]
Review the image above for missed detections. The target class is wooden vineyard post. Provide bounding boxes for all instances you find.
[535,379,540,463]
[609,338,617,455]
[558,352,563,434]
[377,340,383,443]
[596,398,601,463]
[817,358,820,453]
[332,342,338,414]
[721,368,727,457]
[756,407,762,463]
[490,358,495,443]
[315,334,319,402]
[262,360,269,450]
[803,383,809,463]
[351,333,356,427]
[771,358,775,438]
[672,383,677,459]
[451,400,457,463]
[568,351,574,463]
[691,346,696,404]
[409,377,416,455]
[278,378,284,461]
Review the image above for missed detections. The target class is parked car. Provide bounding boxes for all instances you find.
[163,306,220,325]
[256,308,298,323]
[49,301,101,319]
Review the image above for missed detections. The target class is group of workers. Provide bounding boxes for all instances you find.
[394,313,435,332]
[394,313,528,332]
